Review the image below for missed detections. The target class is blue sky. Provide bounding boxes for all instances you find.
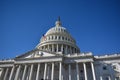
[0,0,120,59]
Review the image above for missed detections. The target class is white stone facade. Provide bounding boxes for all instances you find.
[0,18,120,80]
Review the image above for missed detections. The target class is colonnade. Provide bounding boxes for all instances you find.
[0,62,62,80]
[0,62,98,80]
[39,44,80,54]
[68,62,96,80]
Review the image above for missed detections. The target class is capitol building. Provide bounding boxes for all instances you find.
[0,18,120,80]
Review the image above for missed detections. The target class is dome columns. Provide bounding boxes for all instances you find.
[38,44,79,54]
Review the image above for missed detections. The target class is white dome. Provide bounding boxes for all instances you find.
[36,18,80,54]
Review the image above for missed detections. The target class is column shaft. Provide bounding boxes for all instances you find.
[29,64,34,80]
[76,63,80,80]
[83,63,88,80]
[0,68,5,80]
[59,62,62,80]
[48,45,50,51]
[65,45,68,54]
[36,63,40,80]
[51,62,54,80]
[14,65,21,80]
[108,76,111,80]
[91,62,96,80]
[47,66,50,79]
[57,44,58,52]
[3,68,9,80]
[100,76,103,80]
[44,63,47,79]
[9,65,15,80]
[52,44,54,52]
[22,65,27,80]
[61,44,63,52]
[68,64,71,80]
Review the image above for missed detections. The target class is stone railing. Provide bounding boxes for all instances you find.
[94,53,120,58]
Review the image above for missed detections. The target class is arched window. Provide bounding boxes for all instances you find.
[52,36,53,40]
[62,36,64,40]
[59,36,61,40]
[55,36,57,39]
[65,37,67,40]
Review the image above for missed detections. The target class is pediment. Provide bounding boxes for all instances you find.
[15,49,61,59]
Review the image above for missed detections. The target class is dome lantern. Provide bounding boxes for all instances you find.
[55,16,62,27]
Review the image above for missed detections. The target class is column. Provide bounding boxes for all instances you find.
[14,65,21,80]
[9,65,15,80]
[22,65,27,80]
[44,63,47,79]
[68,64,71,80]
[29,64,34,80]
[57,44,58,52]
[91,62,96,80]
[83,63,88,80]
[47,66,50,79]
[48,45,50,51]
[108,76,111,80]
[51,62,54,80]
[73,48,75,53]
[36,63,40,80]
[61,44,63,52]
[52,44,54,52]
[44,46,45,50]
[0,68,5,80]
[3,68,9,80]
[70,46,72,54]
[59,62,62,80]
[65,45,68,54]
[100,76,103,80]
[76,63,80,80]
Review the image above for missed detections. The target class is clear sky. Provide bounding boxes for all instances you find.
[0,0,120,59]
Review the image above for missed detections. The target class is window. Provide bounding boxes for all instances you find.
[55,36,57,39]
[103,66,107,70]
[113,65,117,69]
[62,37,64,40]
[52,36,53,39]
[105,77,109,80]
[48,37,50,40]
[115,77,119,80]
[59,36,61,40]
[65,37,67,40]
[68,38,70,41]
